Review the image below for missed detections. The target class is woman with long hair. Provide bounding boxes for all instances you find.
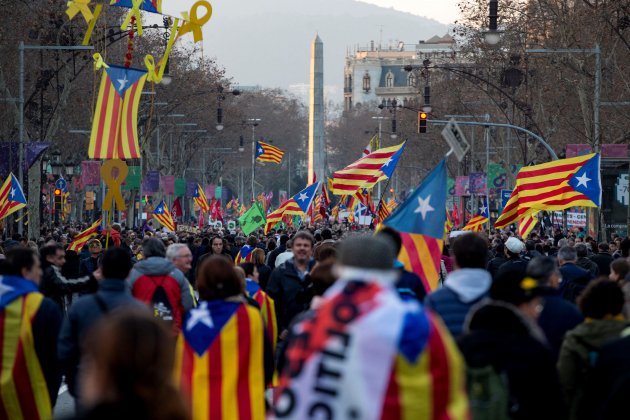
[173,255,273,420]
[77,309,188,420]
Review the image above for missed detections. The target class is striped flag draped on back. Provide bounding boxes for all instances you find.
[0,173,27,221]
[255,141,284,164]
[89,57,147,159]
[67,219,102,253]
[495,153,601,228]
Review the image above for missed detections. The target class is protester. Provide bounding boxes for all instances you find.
[241,261,278,350]
[609,258,629,283]
[424,232,491,338]
[58,247,143,405]
[274,238,294,268]
[590,242,614,277]
[486,241,507,278]
[78,239,103,277]
[76,309,188,420]
[267,231,316,335]
[558,246,594,303]
[251,247,272,290]
[173,255,273,419]
[458,266,566,419]
[166,243,193,278]
[575,243,599,277]
[272,235,469,419]
[526,256,583,360]
[0,247,63,418]
[495,236,528,279]
[128,238,194,335]
[267,234,289,268]
[557,279,628,420]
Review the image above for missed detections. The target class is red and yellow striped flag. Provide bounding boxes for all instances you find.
[153,200,176,231]
[174,301,265,420]
[495,153,601,228]
[0,277,53,419]
[193,184,210,213]
[245,280,277,351]
[67,218,102,253]
[0,173,27,221]
[88,59,147,159]
[518,212,539,239]
[255,141,284,163]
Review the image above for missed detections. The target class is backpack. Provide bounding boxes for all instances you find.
[132,274,183,335]
[466,365,511,420]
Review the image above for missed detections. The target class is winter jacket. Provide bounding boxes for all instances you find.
[266,258,316,331]
[425,268,491,338]
[576,257,599,277]
[458,300,566,420]
[266,244,285,268]
[58,279,145,398]
[557,318,629,420]
[536,287,584,361]
[79,255,100,277]
[495,256,529,280]
[40,264,97,312]
[486,255,507,279]
[559,263,594,303]
[589,252,614,277]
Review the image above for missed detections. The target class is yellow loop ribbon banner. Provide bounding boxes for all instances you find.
[144,18,180,83]
[66,0,93,23]
[178,1,212,43]
[101,159,129,211]
[120,0,144,36]
[92,53,109,71]
[82,4,103,46]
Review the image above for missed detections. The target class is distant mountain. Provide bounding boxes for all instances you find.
[199,0,448,94]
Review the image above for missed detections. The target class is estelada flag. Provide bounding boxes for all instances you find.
[0,275,53,419]
[67,218,102,253]
[174,300,265,420]
[0,173,27,221]
[89,62,147,159]
[245,279,277,351]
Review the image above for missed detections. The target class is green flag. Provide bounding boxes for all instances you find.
[239,202,266,235]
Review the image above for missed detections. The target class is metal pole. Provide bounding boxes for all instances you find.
[287,152,291,197]
[18,41,24,235]
[594,43,601,152]
[156,114,161,168]
[251,124,256,201]
[377,119,382,199]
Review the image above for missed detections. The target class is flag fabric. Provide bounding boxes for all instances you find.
[193,184,210,213]
[384,160,447,291]
[0,275,53,419]
[331,142,406,195]
[245,280,278,351]
[255,141,284,164]
[89,63,147,159]
[495,153,601,229]
[235,245,255,265]
[0,173,27,221]
[67,219,102,253]
[239,204,247,216]
[172,197,183,219]
[153,200,176,231]
[451,203,460,226]
[518,213,539,239]
[273,279,469,419]
[462,198,489,232]
[239,202,266,236]
[445,210,453,234]
[377,198,391,222]
[263,182,320,233]
[312,196,323,222]
[198,209,205,229]
[174,300,265,420]
[362,134,378,157]
[210,199,224,224]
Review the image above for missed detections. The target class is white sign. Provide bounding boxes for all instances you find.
[552,211,587,228]
[441,118,470,162]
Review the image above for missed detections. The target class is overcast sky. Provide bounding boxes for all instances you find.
[359,0,460,24]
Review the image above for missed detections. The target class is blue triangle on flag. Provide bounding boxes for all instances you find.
[478,197,489,217]
[292,182,320,213]
[255,141,265,158]
[9,174,27,204]
[384,160,447,239]
[111,0,159,13]
[381,142,406,178]
[154,200,165,215]
[567,153,601,206]
[245,279,261,297]
[105,65,147,97]
[183,301,240,356]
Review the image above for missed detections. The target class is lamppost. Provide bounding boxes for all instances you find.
[244,118,261,201]
[483,0,503,46]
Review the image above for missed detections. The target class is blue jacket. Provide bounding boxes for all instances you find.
[559,263,594,303]
[58,279,144,397]
[537,288,584,361]
[424,268,491,338]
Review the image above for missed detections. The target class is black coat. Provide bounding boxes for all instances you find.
[537,288,584,361]
[266,258,316,331]
[559,263,594,303]
[458,301,567,420]
[589,252,614,277]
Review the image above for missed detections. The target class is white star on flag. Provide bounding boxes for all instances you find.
[10,188,15,199]
[0,277,15,299]
[414,195,434,220]
[117,74,128,91]
[298,192,308,202]
[575,172,591,188]
[479,205,487,214]
[258,147,264,154]
[186,302,214,331]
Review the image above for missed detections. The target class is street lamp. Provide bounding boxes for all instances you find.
[215,86,241,131]
[244,118,261,200]
[483,0,503,46]
[404,60,432,113]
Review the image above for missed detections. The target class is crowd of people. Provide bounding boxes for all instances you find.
[1,221,630,419]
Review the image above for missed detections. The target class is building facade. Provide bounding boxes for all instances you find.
[344,35,459,111]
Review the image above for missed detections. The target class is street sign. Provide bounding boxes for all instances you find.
[55,178,67,191]
[441,118,470,162]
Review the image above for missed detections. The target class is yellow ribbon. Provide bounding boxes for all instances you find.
[66,0,93,23]
[120,0,144,36]
[101,160,128,211]
[92,53,109,71]
[144,18,180,84]
[178,1,212,43]
[82,3,103,46]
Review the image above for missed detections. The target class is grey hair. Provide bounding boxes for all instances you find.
[527,256,559,286]
[557,246,577,262]
[166,243,189,261]
[142,237,166,258]
[558,238,569,248]
[575,243,588,258]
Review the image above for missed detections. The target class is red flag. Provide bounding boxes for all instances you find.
[198,209,205,229]
[451,203,460,226]
[211,199,224,223]
[172,197,183,219]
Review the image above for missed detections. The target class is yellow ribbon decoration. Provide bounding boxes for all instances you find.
[144,18,180,84]
[178,0,212,43]
[82,3,103,46]
[92,53,109,71]
[66,0,93,23]
[101,160,129,211]
[120,0,144,36]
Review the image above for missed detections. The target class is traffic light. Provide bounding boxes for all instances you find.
[54,188,62,197]
[418,112,428,134]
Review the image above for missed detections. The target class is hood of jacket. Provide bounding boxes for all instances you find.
[132,256,176,276]
[444,268,491,303]
[566,319,628,350]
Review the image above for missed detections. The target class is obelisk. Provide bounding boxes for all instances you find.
[308,35,325,183]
